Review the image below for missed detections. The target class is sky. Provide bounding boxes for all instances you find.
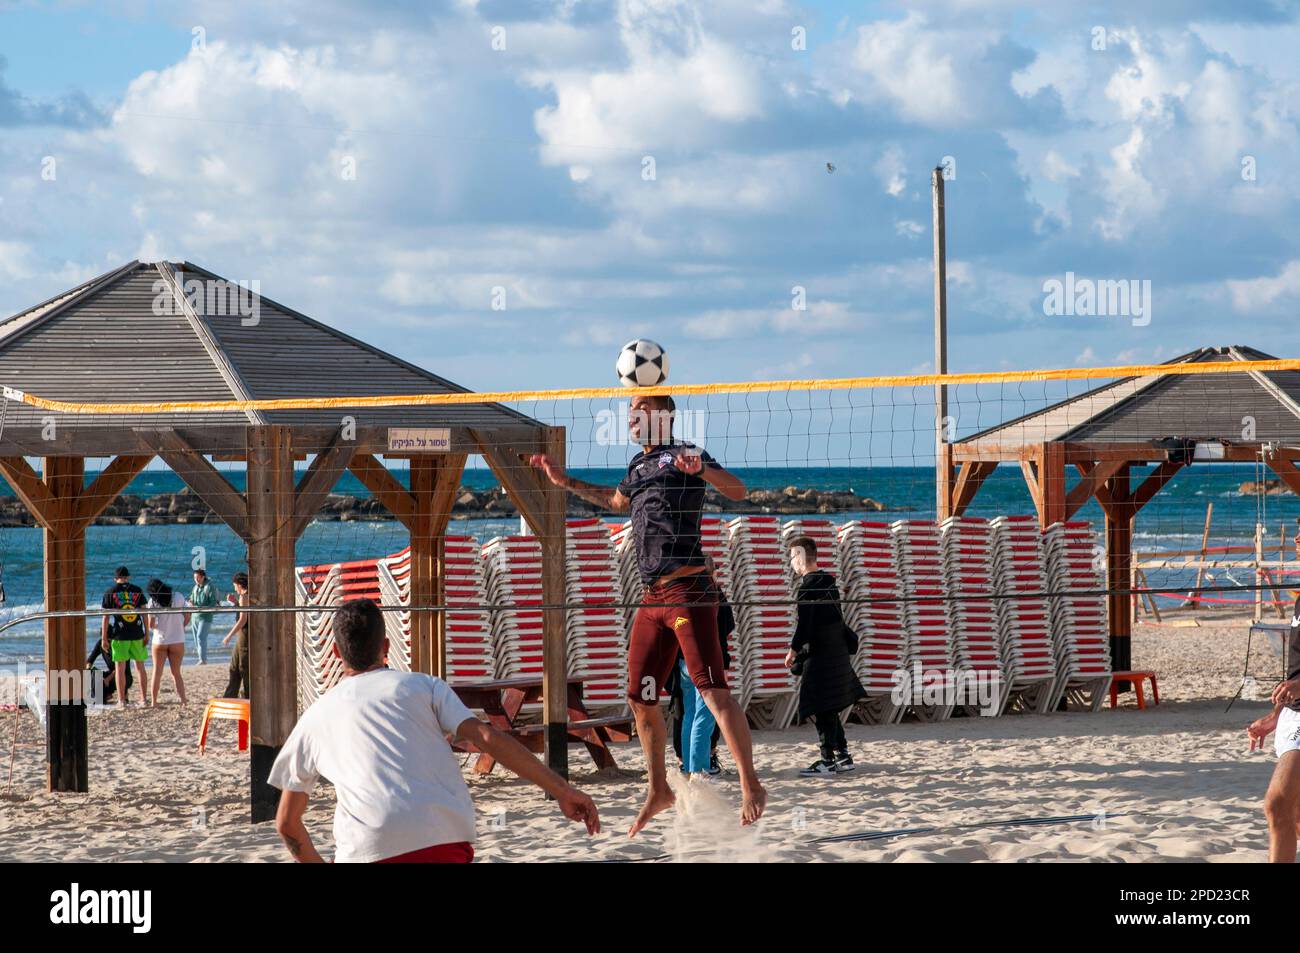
[1,0,1299,463]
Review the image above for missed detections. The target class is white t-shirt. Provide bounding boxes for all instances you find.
[268,668,478,863]
[147,595,189,646]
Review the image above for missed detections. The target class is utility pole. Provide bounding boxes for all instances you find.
[932,166,951,521]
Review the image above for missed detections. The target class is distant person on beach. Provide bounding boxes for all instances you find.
[271,599,600,863]
[145,579,190,706]
[530,392,766,835]
[85,640,131,704]
[785,536,864,776]
[188,569,218,664]
[101,566,149,709]
[221,573,250,699]
[1248,593,1300,862]
[667,554,732,778]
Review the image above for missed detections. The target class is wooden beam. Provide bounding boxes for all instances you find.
[1267,456,1300,496]
[1105,464,1133,671]
[43,456,88,792]
[347,452,415,527]
[1063,458,1125,521]
[1019,459,1042,523]
[430,454,468,680]
[1131,460,1186,513]
[471,428,548,532]
[538,426,569,778]
[290,437,356,539]
[75,454,153,529]
[0,456,57,530]
[950,460,994,517]
[408,457,438,677]
[246,426,297,824]
[146,432,250,541]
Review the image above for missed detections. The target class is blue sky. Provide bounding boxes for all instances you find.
[1,0,1299,456]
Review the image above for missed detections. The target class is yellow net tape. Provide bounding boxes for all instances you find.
[3,357,1298,415]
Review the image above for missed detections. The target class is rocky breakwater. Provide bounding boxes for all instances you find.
[0,484,900,527]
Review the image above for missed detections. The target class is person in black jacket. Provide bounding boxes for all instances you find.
[85,639,132,704]
[785,536,865,776]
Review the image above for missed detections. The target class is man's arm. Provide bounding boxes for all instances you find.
[455,718,600,834]
[677,452,746,501]
[275,790,326,863]
[529,453,628,513]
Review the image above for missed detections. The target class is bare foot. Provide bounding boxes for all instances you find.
[628,787,676,838]
[740,783,767,826]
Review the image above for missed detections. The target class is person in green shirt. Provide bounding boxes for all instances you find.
[188,568,219,664]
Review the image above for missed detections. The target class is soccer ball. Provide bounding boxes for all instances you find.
[616,339,669,387]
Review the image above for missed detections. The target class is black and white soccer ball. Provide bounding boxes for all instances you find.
[616,338,669,387]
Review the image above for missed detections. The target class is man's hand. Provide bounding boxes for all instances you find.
[556,785,601,834]
[1248,714,1278,752]
[1272,678,1300,707]
[675,449,703,475]
[529,453,566,486]
[784,649,796,669]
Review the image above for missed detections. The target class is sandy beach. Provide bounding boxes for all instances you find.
[0,610,1284,862]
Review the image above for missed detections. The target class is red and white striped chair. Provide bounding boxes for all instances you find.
[836,521,907,724]
[1043,521,1111,711]
[991,516,1057,713]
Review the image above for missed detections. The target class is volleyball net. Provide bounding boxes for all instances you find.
[1,354,1298,707]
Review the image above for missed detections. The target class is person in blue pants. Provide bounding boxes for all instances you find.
[188,568,219,664]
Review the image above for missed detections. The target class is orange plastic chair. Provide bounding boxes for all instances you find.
[1109,671,1160,710]
[198,698,250,753]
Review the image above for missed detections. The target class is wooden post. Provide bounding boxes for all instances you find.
[539,427,570,778]
[43,457,88,793]
[932,167,951,521]
[247,426,297,823]
[409,456,437,676]
[1184,502,1213,608]
[1039,442,1067,529]
[1255,523,1265,622]
[1104,465,1133,672]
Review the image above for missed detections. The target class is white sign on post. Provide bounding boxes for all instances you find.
[388,428,451,453]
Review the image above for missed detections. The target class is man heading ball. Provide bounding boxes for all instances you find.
[531,392,767,835]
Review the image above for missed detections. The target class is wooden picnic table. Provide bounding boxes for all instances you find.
[451,676,633,775]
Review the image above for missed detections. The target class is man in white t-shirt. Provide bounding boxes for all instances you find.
[271,599,600,863]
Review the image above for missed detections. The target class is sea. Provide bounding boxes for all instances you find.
[1,464,1295,664]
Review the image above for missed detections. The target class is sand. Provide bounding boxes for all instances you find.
[0,609,1285,862]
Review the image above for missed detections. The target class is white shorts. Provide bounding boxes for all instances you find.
[1276,706,1300,757]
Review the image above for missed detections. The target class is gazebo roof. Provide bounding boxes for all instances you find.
[959,346,1300,450]
[0,261,544,455]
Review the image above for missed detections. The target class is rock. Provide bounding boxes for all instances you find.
[1240,479,1292,496]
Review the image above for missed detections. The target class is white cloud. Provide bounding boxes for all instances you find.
[1226,260,1300,310]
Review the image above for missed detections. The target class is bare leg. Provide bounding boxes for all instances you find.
[150,647,165,706]
[1265,750,1300,862]
[136,660,150,706]
[700,686,767,826]
[168,644,187,705]
[114,660,127,706]
[628,699,675,837]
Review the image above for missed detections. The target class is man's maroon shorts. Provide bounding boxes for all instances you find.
[627,572,728,703]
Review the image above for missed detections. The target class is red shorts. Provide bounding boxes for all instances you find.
[375,842,474,864]
[628,572,728,703]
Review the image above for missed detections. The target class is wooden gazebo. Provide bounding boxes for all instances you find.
[0,261,572,821]
[938,346,1300,671]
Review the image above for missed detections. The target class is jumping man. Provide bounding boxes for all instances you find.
[531,392,767,835]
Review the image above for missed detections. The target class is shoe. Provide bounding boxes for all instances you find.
[707,754,722,776]
[799,759,838,776]
[833,752,855,772]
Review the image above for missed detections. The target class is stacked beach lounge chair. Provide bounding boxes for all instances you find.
[294,562,347,712]
[698,517,743,693]
[376,548,412,672]
[565,518,628,711]
[835,521,907,724]
[728,515,798,727]
[482,535,546,687]
[892,519,956,721]
[990,516,1058,713]
[1043,521,1112,711]
[439,536,496,684]
[940,516,1010,715]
